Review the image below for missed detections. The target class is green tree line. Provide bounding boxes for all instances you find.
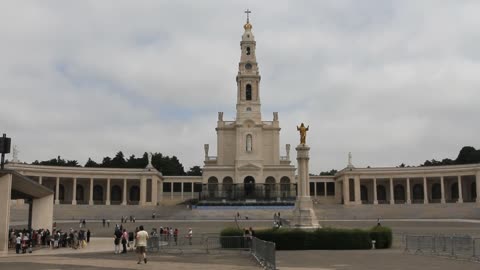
[31,151,202,176]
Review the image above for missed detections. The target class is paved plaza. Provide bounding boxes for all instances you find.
[4,219,480,269]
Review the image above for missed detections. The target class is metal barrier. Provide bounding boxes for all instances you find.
[146,235,277,269]
[251,237,276,270]
[405,234,480,261]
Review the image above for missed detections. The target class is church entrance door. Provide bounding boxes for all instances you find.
[244,176,255,199]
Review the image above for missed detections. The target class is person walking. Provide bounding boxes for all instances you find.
[114,228,122,254]
[87,229,91,243]
[186,228,193,245]
[121,229,128,253]
[136,225,149,264]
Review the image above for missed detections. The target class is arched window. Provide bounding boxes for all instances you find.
[58,184,65,202]
[246,84,252,100]
[431,183,441,200]
[376,185,386,201]
[394,184,405,201]
[111,185,122,202]
[451,183,459,200]
[360,185,368,202]
[93,185,103,202]
[246,47,251,55]
[246,134,252,152]
[129,186,140,202]
[208,177,219,198]
[76,184,84,201]
[412,184,424,201]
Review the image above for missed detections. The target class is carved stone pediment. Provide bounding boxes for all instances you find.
[237,163,262,171]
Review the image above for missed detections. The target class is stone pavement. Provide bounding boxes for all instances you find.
[276,249,480,270]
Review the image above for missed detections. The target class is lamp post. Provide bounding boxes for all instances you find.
[0,133,12,170]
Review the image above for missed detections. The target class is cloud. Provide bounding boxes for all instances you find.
[0,1,479,174]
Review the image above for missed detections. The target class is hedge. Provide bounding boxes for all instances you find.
[220,226,392,250]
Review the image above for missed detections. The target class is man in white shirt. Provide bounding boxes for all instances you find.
[135,225,149,264]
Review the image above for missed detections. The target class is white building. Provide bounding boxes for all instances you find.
[201,17,296,201]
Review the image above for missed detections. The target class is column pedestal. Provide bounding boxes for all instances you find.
[292,144,319,228]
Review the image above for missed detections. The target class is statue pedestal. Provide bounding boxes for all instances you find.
[293,144,320,228]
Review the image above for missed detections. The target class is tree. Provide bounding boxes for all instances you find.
[85,158,99,167]
[319,169,337,176]
[186,166,202,176]
[111,151,126,168]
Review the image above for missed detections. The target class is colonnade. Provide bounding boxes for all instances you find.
[342,171,480,205]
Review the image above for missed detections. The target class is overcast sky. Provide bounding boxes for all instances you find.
[1,1,479,173]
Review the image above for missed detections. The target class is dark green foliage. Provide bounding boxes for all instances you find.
[219,228,247,248]
[187,165,203,176]
[32,151,193,176]
[369,226,392,249]
[32,156,80,167]
[220,226,393,250]
[421,146,480,167]
[319,169,338,176]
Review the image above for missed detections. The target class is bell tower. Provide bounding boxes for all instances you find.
[236,9,261,123]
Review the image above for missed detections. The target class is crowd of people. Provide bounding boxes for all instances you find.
[9,227,91,254]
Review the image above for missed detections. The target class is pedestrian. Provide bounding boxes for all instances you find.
[87,229,91,243]
[152,212,156,219]
[174,228,178,245]
[186,228,193,245]
[136,225,149,264]
[102,219,106,228]
[121,229,128,253]
[107,219,110,227]
[15,233,21,254]
[114,228,122,254]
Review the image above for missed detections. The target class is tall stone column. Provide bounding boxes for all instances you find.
[342,176,349,205]
[354,176,361,204]
[457,176,463,203]
[140,176,147,205]
[106,178,111,205]
[89,178,94,205]
[292,144,319,228]
[406,178,411,204]
[72,178,77,205]
[122,178,127,205]
[476,171,480,204]
[55,177,60,205]
[389,178,394,205]
[39,176,43,185]
[373,178,378,205]
[423,177,429,204]
[440,176,446,204]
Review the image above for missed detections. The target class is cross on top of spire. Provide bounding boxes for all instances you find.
[245,9,251,23]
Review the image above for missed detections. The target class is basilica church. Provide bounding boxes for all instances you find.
[201,16,296,201]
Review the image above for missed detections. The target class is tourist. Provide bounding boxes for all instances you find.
[102,219,106,228]
[87,229,91,243]
[121,229,128,253]
[15,233,21,254]
[152,212,156,219]
[136,225,149,264]
[114,228,122,254]
[174,228,178,245]
[186,228,193,245]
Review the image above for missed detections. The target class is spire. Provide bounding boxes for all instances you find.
[244,9,252,30]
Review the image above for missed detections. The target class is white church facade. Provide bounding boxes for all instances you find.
[4,16,480,208]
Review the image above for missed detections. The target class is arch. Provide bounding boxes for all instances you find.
[111,185,122,202]
[451,182,459,201]
[93,185,103,202]
[376,185,386,201]
[58,184,65,202]
[431,183,441,200]
[360,185,368,202]
[246,134,252,152]
[280,176,291,198]
[265,177,276,199]
[244,176,255,198]
[76,184,84,201]
[129,186,140,202]
[222,177,233,199]
[472,182,477,201]
[246,46,251,55]
[394,184,405,201]
[246,84,252,100]
[208,177,219,198]
[412,184,424,201]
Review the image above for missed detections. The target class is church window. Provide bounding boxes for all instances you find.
[246,84,252,100]
[246,47,251,55]
[246,134,252,152]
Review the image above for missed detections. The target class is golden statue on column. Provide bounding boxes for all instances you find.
[297,123,309,145]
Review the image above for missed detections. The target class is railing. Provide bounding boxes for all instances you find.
[146,235,276,270]
[404,234,480,261]
[251,237,276,270]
